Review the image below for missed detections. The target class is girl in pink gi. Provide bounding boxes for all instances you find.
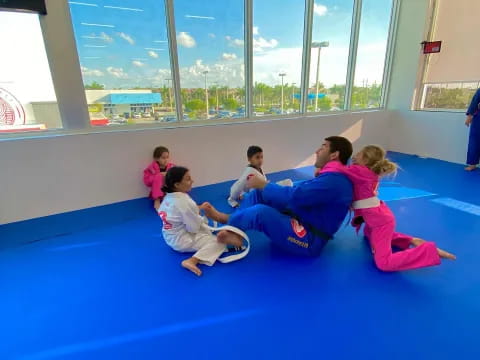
[143,146,175,210]
[341,145,455,272]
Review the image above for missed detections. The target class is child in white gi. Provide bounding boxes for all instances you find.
[228,145,292,208]
[159,166,245,276]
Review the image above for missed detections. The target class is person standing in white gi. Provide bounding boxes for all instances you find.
[159,166,244,276]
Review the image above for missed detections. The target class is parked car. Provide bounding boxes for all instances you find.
[133,113,141,119]
[90,112,109,126]
[163,116,176,122]
[109,114,126,123]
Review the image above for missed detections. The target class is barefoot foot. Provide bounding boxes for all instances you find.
[437,248,456,260]
[217,230,243,247]
[465,165,477,171]
[203,204,229,223]
[411,237,426,247]
[181,258,202,276]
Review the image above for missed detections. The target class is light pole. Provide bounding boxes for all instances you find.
[213,82,219,111]
[291,82,296,107]
[279,72,286,114]
[203,71,209,118]
[165,78,173,113]
[312,41,329,112]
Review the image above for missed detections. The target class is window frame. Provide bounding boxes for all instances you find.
[0,0,401,140]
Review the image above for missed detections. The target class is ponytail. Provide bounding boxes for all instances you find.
[371,159,397,176]
[360,145,398,177]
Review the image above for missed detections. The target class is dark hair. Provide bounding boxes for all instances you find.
[247,145,263,159]
[162,166,189,193]
[153,146,169,159]
[324,136,353,165]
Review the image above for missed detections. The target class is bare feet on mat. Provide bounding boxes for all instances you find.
[202,203,229,223]
[412,238,456,260]
[465,165,477,171]
[181,257,202,276]
[411,237,426,247]
[437,248,456,260]
[217,230,243,247]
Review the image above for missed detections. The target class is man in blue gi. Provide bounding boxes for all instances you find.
[204,136,354,256]
[465,88,480,171]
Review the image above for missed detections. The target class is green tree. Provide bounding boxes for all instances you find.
[84,81,104,90]
[185,99,205,111]
[318,97,332,111]
[223,98,239,110]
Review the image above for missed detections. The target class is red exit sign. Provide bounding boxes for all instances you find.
[422,41,442,54]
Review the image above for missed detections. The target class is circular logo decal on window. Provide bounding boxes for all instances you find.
[0,88,25,126]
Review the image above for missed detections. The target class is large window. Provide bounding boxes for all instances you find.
[253,0,305,117]
[308,0,354,112]
[68,0,176,126]
[351,0,393,110]
[1,0,399,136]
[417,0,480,111]
[0,12,60,133]
[174,0,245,121]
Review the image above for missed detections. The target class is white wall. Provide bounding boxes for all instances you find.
[387,0,469,163]
[0,112,389,225]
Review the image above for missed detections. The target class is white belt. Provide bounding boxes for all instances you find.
[202,220,250,263]
[352,196,380,209]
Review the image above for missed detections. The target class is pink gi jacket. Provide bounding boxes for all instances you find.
[143,161,175,200]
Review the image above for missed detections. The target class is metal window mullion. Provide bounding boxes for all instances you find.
[165,0,183,122]
[300,0,314,114]
[244,0,253,119]
[344,0,362,111]
[40,0,90,129]
[380,0,401,108]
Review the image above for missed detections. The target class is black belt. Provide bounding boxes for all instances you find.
[284,211,332,242]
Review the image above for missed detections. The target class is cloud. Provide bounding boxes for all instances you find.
[83,32,113,43]
[222,53,237,61]
[208,33,216,38]
[118,32,135,45]
[253,37,279,52]
[314,3,328,16]
[226,36,244,47]
[132,60,145,67]
[81,66,104,76]
[152,68,174,84]
[164,58,244,88]
[177,32,196,48]
[253,48,302,85]
[253,26,259,35]
[99,32,113,43]
[250,42,388,88]
[185,15,215,20]
[107,66,128,78]
[148,50,159,58]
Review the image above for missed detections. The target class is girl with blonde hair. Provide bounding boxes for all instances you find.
[334,145,455,272]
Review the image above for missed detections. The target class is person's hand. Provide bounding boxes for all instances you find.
[247,174,268,189]
[198,202,212,211]
[465,115,473,127]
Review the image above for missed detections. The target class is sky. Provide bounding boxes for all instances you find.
[0,0,393,104]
